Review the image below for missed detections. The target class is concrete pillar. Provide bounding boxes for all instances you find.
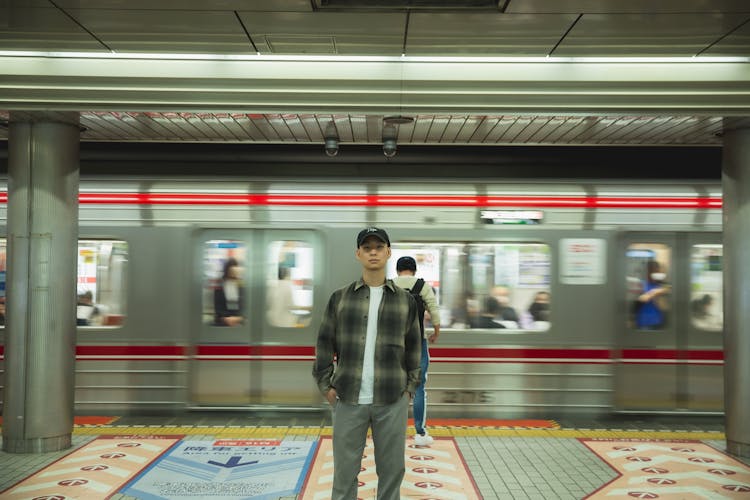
[2,113,80,453]
[722,118,750,458]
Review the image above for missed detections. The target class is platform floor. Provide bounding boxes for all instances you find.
[0,413,748,499]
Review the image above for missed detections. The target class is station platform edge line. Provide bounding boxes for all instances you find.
[59,425,725,441]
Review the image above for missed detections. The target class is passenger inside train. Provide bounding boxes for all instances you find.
[490,285,520,328]
[634,260,671,330]
[214,258,245,327]
[526,290,551,330]
[471,296,506,329]
[76,291,101,326]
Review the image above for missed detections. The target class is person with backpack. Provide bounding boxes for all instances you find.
[393,255,441,446]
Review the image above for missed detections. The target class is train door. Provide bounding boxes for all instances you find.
[684,233,723,412]
[616,232,723,413]
[189,229,321,408]
[190,231,253,406]
[255,231,321,407]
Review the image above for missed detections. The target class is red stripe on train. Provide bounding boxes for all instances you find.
[0,192,714,209]
[0,346,718,365]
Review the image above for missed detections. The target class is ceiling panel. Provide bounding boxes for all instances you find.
[0,111,722,147]
[68,9,250,53]
[50,0,311,11]
[238,12,405,55]
[533,117,584,143]
[557,13,744,56]
[705,18,750,56]
[0,7,102,52]
[0,111,729,145]
[407,12,576,56]
[505,0,750,14]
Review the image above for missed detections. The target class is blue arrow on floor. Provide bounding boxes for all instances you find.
[208,456,259,468]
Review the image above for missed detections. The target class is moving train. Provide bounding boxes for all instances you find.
[0,175,724,417]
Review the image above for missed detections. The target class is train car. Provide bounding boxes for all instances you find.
[0,176,724,417]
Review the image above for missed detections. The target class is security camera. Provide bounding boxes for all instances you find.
[382,138,397,158]
[324,137,339,157]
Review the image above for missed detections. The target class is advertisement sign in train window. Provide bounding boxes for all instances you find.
[77,240,128,327]
[203,240,246,327]
[690,244,723,332]
[626,244,672,331]
[265,240,314,328]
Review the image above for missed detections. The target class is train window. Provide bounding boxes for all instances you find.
[389,242,551,331]
[626,244,672,331]
[265,240,314,328]
[690,244,723,332]
[467,243,551,331]
[77,240,128,327]
[203,240,246,327]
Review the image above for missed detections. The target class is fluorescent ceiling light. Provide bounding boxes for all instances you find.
[0,50,747,64]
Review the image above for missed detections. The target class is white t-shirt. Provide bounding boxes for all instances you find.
[358,285,383,404]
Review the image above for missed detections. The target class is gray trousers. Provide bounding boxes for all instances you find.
[331,393,408,500]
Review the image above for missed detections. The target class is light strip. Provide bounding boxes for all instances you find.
[0,192,725,208]
[0,50,747,64]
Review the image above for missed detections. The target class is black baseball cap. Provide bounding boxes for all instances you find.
[396,256,417,272]
[356,227,390,247]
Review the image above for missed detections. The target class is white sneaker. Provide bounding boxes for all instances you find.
[414,433,434,446]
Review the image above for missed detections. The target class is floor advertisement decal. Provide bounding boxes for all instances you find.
[120,438,316,500]
[0,435,182,500]
[300,436,481,500]
[582,438,750,499]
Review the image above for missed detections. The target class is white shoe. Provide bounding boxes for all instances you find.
[414,433,434,446]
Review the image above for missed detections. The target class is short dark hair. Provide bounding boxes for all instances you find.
[396,256,417,272]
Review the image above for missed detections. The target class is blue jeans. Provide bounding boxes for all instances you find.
[413,337,430,436]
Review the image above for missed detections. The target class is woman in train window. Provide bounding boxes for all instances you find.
[214,257,245,327]
[634,260,670,330]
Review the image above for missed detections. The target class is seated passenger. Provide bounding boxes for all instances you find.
[76,291,101,326]
[528,291,551,322]
[491,285,520,325]
[471,296,506,329]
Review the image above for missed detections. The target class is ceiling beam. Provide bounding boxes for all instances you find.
[2,55,750,115]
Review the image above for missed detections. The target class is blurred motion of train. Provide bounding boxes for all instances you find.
[0,176,724,417]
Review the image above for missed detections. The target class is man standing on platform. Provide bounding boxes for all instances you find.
[392,255,441,446]
[313,227,422,500]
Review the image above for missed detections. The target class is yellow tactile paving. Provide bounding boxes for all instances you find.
[63,425,725,442]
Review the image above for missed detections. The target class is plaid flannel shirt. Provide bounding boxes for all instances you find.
[313,278,422,405]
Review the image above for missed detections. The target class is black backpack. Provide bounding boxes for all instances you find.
[407,278,426,335]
